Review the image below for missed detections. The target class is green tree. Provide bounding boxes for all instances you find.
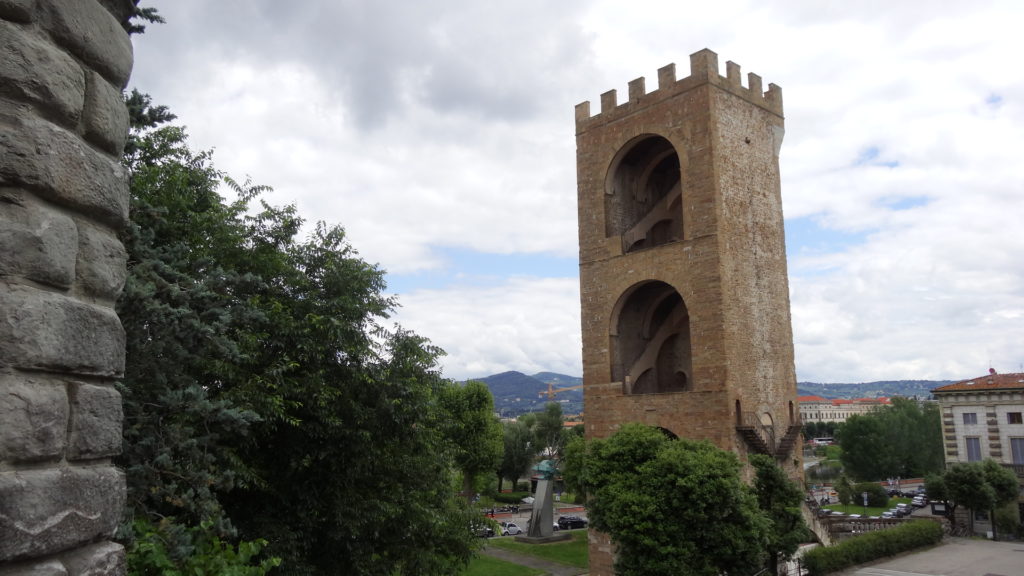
[497,421,536,492]
[119,121,265,533]
[750,455,810,576]
[851,482,889,508]
[924,472,951,517]
[441,380,504,501]
[839,416,890,480]
[839,399,942,480]
[928,460,1019,535]
[534,402,567,458]
[576,423,768,576]
[835,474,854,508]
[119,104,482,574]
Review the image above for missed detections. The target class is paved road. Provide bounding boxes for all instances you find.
[839,537,1024,576]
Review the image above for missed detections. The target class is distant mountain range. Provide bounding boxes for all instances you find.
[468,372,953,417]
[470,371,583,418]
[796,380,953,400]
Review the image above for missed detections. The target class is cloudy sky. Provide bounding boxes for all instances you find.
[128,0,1023,383]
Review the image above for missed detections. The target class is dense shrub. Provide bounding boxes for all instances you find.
[127,518,280,576]
[493,492,531,504]
[802,520,943,575]
[852,482,890,508]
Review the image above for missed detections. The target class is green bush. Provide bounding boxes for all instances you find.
[128,518,280,576]
[994,502,1021,537]
[493,492,531,504]
[802,520,943,576]
[852,482,889,508]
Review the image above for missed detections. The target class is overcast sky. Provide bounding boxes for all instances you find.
[129,0,1023,383]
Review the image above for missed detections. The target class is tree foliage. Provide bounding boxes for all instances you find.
[573,423,769,576]
[533,402,568,457]
[928,460,1019,532]
[750,455,810,576]
[127,518,280,576]
[802,421,839,440]
[839,398,943,480]
[498,420,536,492]
[440,380,504,501]
[118,102,482,574]
[851,482,889,508]
[834,474,854,507]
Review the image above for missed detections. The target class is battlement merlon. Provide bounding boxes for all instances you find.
[574,48,783,130]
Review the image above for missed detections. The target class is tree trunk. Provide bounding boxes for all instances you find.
[496,473,503,494]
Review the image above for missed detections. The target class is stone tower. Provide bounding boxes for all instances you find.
[1,1,134,573]
[575,49,801,574]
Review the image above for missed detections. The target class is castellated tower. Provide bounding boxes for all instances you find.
[575,49,802,574]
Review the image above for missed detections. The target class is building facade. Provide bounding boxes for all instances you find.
[574,49,801,574]
[799,395,891,424]
[932,372,1024,536]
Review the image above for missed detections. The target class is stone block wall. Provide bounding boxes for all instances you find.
[0,0,134,573]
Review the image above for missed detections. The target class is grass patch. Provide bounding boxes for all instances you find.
[487,530,588,569]
[462,554,545,576]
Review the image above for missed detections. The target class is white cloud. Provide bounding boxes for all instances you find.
[130,0,1024,383]
[392,278,583,380]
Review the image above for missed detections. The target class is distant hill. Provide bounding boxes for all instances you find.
[797,380,953,400]
[470,373,954,418]
[470,371,582,418]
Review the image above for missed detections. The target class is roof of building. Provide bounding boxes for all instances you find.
[797,396,890,406]
[797,395,826,402]
[853,397,890,404]
[932,372,1024,393]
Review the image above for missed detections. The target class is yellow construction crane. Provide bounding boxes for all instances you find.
[539,382,584,400]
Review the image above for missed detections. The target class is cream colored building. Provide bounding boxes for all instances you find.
[798,395,890,424]
[932,371,1024,536]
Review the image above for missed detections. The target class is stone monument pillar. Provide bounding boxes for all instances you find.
[0,1,134,573]
[520,459,570,543]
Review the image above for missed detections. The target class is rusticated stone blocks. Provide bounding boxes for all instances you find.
[0,468,126,561]
[0,1,133,573]
[0,374,68,462]
[0,285,126,376]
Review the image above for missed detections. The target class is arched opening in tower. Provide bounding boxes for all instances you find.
[604,135,683,253]
[610,281,693,395]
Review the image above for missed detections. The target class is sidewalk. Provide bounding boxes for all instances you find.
[838,537,1023,576]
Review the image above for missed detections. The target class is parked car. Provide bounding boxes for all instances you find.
[557,515,588,530]
[471,522,495,538]
[501,522,523,536]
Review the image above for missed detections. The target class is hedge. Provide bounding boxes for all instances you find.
[493,491,531,504]
[802,520,944,575]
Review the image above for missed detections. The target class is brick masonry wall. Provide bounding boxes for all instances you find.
[0,0,134,573]
[575,50,800,574]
